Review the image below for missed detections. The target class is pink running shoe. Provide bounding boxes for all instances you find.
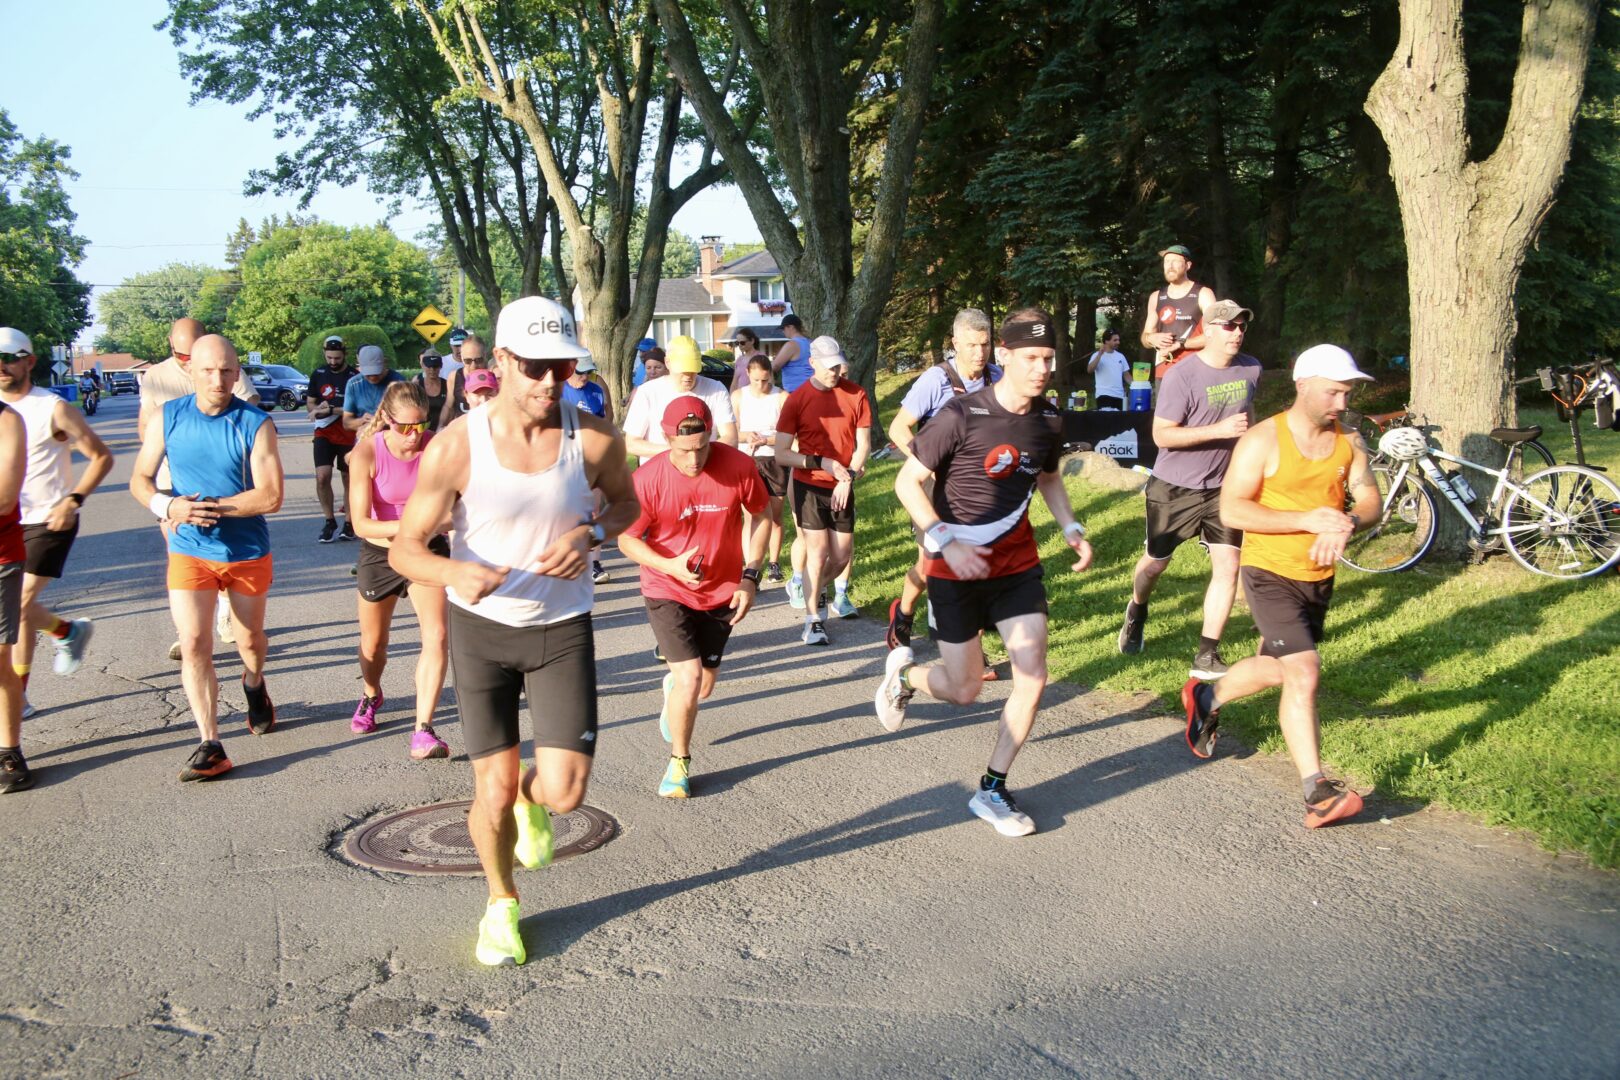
[409,728,450,760]
[350,694,382,734]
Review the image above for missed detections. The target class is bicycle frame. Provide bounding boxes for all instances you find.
[1384,447,1571,543]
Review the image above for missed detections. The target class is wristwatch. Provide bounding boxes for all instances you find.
[585,521,606,548]
[67,493,85,507]
[926,521,955,549]
[1063,521,1087,540]
[741,567,762,585]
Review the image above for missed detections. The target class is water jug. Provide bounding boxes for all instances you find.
[1127,380,1152,412]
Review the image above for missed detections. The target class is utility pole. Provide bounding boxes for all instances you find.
[457,269,466,327]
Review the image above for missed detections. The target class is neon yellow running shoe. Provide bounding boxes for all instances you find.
[659,755,690,799]
[475,897,526,967]
[513,800,553,869]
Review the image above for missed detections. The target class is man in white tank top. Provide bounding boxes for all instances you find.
[391,296,638,968]
[0,331,114,713]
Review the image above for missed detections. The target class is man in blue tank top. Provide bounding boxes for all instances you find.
[131,336,285,783]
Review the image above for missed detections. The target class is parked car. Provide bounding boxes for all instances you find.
[108,372,139,395]
[242,363,310,411]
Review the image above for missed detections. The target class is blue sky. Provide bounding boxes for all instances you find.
[6,0,757,345]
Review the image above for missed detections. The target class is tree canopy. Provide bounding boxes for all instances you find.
[95,262,219,360]
[0,110,91,347]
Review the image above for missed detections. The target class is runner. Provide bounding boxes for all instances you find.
[438,333,490,430]
[442,327,469,380]
[728,327,767,391]
[873,308,1093,837]
[348,381,451,760]
[773,336,872,646]
[342,345,404,435]
[632,336,657,389]
[415,350,448,431]
[883,308,999,650]
[0,331,114,715]
[732,354,787,582]
[130,335,283,782]
[775,315,814,392]
[618,398,767,798]
[305,334,357,543]
[1118,299,1262,679]
[465,369,499,408]
[1140,244,1216,380]
[641,348,668,383]
[1187,344,1381,828]
[1086,329,1130,410]
[622,336,737,457]
[0,393,29,792]
[562,357,613,584]
[390,296,637,967]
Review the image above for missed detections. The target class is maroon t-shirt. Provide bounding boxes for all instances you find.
[628,443,768,610]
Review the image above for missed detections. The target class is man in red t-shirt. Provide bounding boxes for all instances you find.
[773,336,872,646]
[619,398,769,799]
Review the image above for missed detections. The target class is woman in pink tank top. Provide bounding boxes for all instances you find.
[347,382,453,760]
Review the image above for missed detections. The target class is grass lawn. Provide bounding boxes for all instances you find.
[838,371,1620,868]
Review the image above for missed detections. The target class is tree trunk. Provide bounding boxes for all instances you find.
[1365,0,1596,555]
[1203,93,1239,300]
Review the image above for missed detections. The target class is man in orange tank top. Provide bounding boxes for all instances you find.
[1187,345,1382,829]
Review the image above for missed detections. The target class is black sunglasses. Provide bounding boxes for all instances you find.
[0,351,33,364]
[1212,320,1248,332]
[513,356,577,382]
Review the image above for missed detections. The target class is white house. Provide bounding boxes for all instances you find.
[639,238,794,351]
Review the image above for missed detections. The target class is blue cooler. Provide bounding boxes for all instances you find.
[1127,380,1152,412]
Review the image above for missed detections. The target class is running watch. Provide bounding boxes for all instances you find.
[584,521,606,548]
[1063,522,1087,540]
[741,567,762,585]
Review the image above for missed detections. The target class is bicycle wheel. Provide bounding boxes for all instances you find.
[1340,463,1437,572]
[1508,439,1555,483]
[1502,465,1620,579]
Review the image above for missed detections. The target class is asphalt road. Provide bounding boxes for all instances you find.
[3,390,1617,1078]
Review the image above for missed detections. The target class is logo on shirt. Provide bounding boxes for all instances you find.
[983,444,1023,479]
[1205,379,1252,408]
[678,503,726,521]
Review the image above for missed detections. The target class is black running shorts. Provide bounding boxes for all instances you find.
[1241,565,1334,658]
[312,437,351,471]
[753,455,788,498]
[357,536,448,602]
[22,521,78,579]
[791,478,855,533]
[926,564,1048,645]
[449,605,599,760]
[1144,477,1240,560]
[645,597,734,669]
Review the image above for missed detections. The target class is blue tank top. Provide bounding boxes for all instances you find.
[164,396,272,562]
[561,379,607,417]
[780,338,813,392]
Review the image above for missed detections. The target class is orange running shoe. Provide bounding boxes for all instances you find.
[179,741,232,782]
[1304,778,1364,829]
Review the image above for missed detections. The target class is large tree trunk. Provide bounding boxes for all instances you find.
[1365,0,1596,554]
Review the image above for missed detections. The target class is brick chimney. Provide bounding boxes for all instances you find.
[699,235,724,298]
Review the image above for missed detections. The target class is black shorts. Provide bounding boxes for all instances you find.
[449,605,598,760]
[926,565,1048,645]
[1144,477,1241,560]
[1095,394,1125,411]
[645,597,734,669]
[1241,566,1334,658]
[0,562,20,645]
[753,455,788,498]
[791,478,855,534]
[313,437,352,471]
[357,536,449,602]
[23,521,78,579]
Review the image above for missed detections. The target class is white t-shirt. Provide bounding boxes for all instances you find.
[623,374,736,448]
[1090,350,1131,401]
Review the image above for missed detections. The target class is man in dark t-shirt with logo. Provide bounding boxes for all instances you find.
[1119,299,1262,681]
[874,307,1094,839]
[306,336,358,543]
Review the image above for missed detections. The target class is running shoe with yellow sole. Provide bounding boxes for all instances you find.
[514,799,554,869]
[475,898,526,967]
[659,756,690,798]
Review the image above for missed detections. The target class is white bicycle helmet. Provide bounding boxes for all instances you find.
[1378,426,1429,461]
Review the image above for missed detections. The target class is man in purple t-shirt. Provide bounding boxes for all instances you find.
[1118,299,1261,680]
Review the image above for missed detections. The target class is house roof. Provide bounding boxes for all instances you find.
[714,249,781,278]
[73,353,146,372]
[633,276,721,316]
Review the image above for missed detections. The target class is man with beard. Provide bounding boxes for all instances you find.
[1140,244,1216,380]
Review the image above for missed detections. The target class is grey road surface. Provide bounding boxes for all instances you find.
[3,392,1617,1078]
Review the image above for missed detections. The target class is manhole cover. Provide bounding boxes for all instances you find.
[340,801,617,876]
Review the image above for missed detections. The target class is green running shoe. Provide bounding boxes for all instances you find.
[659,755,691,799]
[657,670,675,743]
[513,800,553,869]
[475,898,526,967]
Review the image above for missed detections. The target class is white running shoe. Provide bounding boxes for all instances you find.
[968,787,1036,837]
[801,619,829,647]
[874,646,914,733]
[216,604,236,644]
[53,618,94,675]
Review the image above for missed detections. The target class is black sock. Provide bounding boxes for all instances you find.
[1198,635,1219,655]
[0,744,17,755]
[1127,599,1147,617]
[1302,771,1326,800]
[980,767,1008,792]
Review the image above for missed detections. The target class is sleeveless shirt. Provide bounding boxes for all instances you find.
[370,429,432,522]
[1240,413,1353,583]
[11,388,72,525]
[735,386,785,457]
[163,396,272,562]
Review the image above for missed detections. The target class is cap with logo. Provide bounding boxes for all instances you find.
[808,336,846,369]
[661,396,713,438]
[448,328,469,346]
[357,345,388,376]
[465,369,500,395]
[496,296,592,360]
[420,352,442,367]
[323,335,345,351]
[1293,344,1374,383]
[637,337,657,353]
[0,328,34,357]
[1206,299,1254,324]
[665,335,704,374]
[1158,244,1193,259]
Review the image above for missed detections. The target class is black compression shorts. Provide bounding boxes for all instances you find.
[449,605,599,760]
[357,537,448,603]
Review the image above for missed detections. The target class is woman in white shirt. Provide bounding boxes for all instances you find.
[731,353,788,581]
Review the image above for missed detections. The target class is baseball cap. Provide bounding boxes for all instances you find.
[323,335,345,350]
[576,356,597,373]
[808,335,846,369]
[1206,299,1254,324]
[495,296,591,359]
[1293,344,1374,383]
[1158,244,1193,259]
[637,337,657,353]
[665,335,703,374]
[465,369,499,395]
[357,345,388,376]
[660,396,713,438]
[0,328,34,356]
[448,327,469,346]
[420,352,442,367]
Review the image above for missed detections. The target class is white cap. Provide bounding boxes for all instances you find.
[808,335,846,369]
[0,328,34,356]
[1293,344,1373,384]
[576,355,596,373]
[495,296,591,359]
[357,345,388,376]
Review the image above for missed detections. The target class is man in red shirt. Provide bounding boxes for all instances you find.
[619,398,769,799]
[773,336,873,647]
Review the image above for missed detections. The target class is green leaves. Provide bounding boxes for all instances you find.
[0,110,91,346]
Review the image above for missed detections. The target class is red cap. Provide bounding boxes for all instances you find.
[660,396,713,438]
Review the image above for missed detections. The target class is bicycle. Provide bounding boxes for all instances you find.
[1339,414,1620,579]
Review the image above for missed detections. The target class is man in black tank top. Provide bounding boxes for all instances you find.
[437,334,490,431]
[1141,244,1216,380]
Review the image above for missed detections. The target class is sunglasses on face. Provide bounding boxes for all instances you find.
[1212,321,1248,333]
[0,352,33,365]
[513,356,576,382]
[389,419,429,434]
[172,351,191,363]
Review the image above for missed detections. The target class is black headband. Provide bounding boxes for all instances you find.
[1002,319,1055,349]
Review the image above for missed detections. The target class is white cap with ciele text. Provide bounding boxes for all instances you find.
[496,296,591,360]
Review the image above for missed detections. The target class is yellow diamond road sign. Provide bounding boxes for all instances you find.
[412,305,451,344]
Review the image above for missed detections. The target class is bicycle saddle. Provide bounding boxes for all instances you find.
[1490,426,1542,443]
